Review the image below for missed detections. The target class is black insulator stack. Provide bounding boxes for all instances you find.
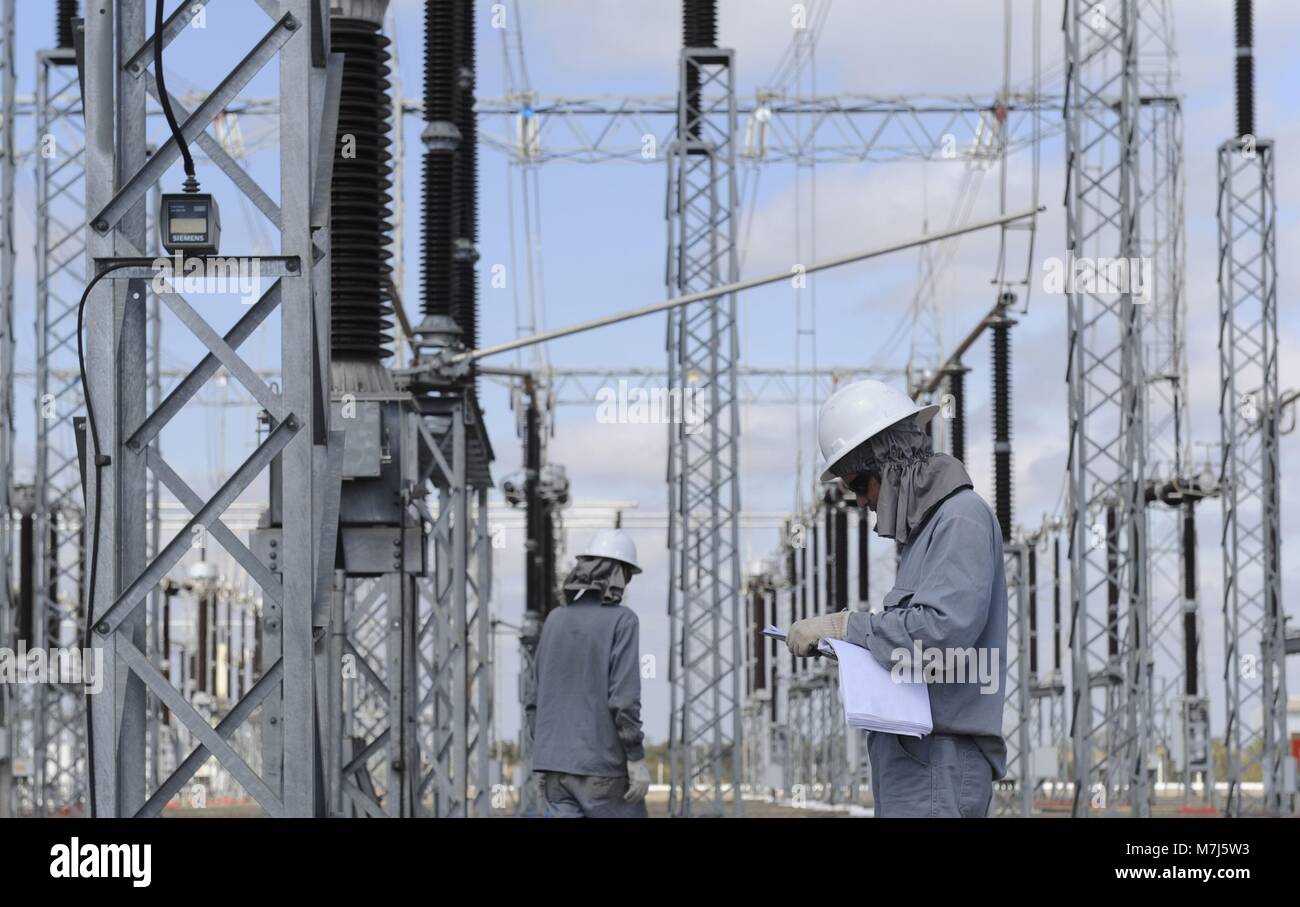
[541,509,557,616]
[162,586,172,664]
[947,366,967,465]
[57,0,78,49]
[834,506,848,612]
[823,493,835,611]
[455,0,479,360]
[1028,544,1038,676]
[330,16,395,361]
[421,0,459,321]
[991,304,1014,542]
[254,609,263,675]
[47,523,58,642]
[751,587,765,694]
[1106,505,1119,657]
[197,593,210,694]
[1182,502,1198,602]
[1182,503,1199,696]
[524,391,557,617]
[683,0,717,46]
[682,0,717,141]
[1234,0,1254,139]
[857,511,870,604]
[798,536,807,674]
[75,524,84,647]
[1129,518,1142,653]
[18,509,34,644]
[1052,534,1062,671]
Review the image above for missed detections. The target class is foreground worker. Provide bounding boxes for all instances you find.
[534,529,652,817]
[788,379,1008,817]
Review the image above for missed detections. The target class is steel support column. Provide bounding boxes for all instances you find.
[1217,136,1288,815]
[0,0,13,820]
[666,45,743,818]
[1064,0,1151,816]
[84,0,329,817]
[29,44,89,817]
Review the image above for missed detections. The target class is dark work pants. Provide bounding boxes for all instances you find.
[867,732,993,817]
[541,771,649,818]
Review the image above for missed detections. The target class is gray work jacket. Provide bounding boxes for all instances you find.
[533,595,645,776]
[845,487,1009,778]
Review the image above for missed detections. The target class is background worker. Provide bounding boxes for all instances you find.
[787,379,1008,817]
[534,529,652,817]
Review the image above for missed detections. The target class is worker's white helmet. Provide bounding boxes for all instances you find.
[580,528,642,574]
[817,380,939,482]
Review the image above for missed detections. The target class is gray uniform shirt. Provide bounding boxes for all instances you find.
[533,596,645,776]
[845,487,1009,778]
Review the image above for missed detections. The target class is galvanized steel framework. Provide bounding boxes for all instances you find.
[1217,136,1287,815]
[666,47,744,816]
[84,0,326,816]
[30,45,90,816]
[995,544,1032,816]
[0,0,13,820]
[415,404,494,818]
[0,0,1283,820]
[1134,0,1204,801]
[1064,0,1151,816]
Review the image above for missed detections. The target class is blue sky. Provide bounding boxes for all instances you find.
[7,1,1300,755]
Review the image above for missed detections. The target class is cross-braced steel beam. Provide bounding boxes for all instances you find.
[0,0,14,820]
[1133,0,1208,806]
[1064,0,1151,817]
[28,45,89,818]
[84,0,329,818]
[1216,136,1288,816]
[415,397,494,817]
[666,47,744,817]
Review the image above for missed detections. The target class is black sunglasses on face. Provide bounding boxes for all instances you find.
[844,472,876,496]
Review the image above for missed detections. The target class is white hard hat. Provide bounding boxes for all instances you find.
[580,528,642,574]
[816,379,939,482]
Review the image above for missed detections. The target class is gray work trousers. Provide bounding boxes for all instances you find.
[541,771,648,818]
[867,732,993,817]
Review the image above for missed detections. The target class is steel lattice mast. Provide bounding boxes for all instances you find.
[1133,0,1210,804]
[84,0,328,816]
[0,0,14,821]
[1216,0,1288,817]
[31,42,89,817]
[666,6,744,815]
[1064,0,1151,816]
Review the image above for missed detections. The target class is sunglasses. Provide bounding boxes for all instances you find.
[843,472,878,496]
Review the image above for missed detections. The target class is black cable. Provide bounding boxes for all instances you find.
[76,261,140,817]
[154,0,198,192]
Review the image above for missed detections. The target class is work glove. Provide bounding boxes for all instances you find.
[625,759,651,804]
[787,610,849,657]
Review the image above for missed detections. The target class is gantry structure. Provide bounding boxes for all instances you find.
[2,0,1292,820]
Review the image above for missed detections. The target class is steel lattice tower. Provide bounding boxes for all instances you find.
[1133,0,1205,802]
[998,543,1032,815]
[1064,0,1151,816]
[31,45,89,816]
[0,0,14,821]
[1217,136,1286,815]
[665,42,744,817]
[84,0,326,817]
[1216,1,1287,816]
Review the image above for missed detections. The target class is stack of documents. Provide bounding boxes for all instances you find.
[763,626,933,737]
